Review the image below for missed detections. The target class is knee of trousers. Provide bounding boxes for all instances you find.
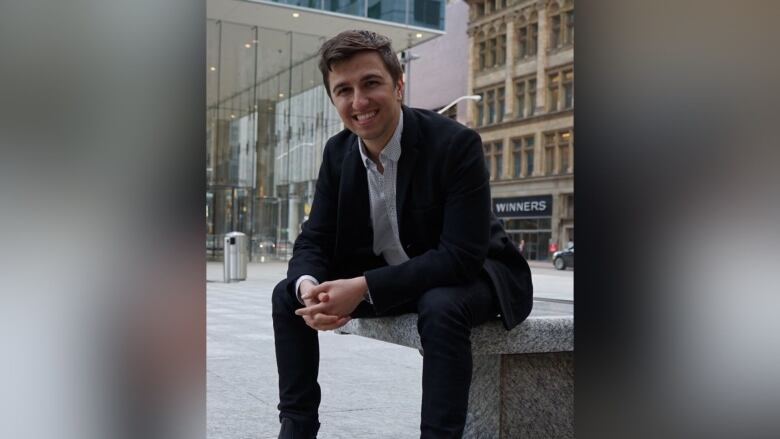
[416,287,472,339]
[272,279,298,316]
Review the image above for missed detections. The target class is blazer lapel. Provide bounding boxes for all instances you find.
[396,106,420,231]
[337,136,372,242]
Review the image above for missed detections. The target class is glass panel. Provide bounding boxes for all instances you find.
[413,0,444,29]
[548,73,559,111]
[551,14,561,48]
[498,34,506,65]
[495,143,503,179]
[274,0,321,7]
[497,87,505,122]
[324,0,366,17]
[207,21,340,261]
[515,81,525,118]
[518,27,527,58]
[487,90,495,124]
[368,0,408,25]
[560,144,569,173]
[545,146,554,174]
[476,95,484,126]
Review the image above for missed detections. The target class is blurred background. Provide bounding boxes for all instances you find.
[1,0,779,438]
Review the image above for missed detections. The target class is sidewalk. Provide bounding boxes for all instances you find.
[207,261,572,438]
[207,262,423,439]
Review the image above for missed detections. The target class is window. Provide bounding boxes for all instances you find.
[494,142,503,180]
[484,141,504,180]
[479,40,487,69]
[544,133,555,175]
[511,135,535,179]
[487,36,496,68]
[514,76,536,119]
[543,129,573,175]
[497,33,506,65]
[486,90,495,124]
[547,73,559,112]
[524,135,535,176]
[497,87,505,122]
[476,93,484,127]
[476,2,485,17]
[550,14,561,49]
[512,139,522,178]
[475,85,504,126]
[547,66,573,112]
[517,20,538,59]
[549,6,574,50]
[476,29,506,71]
[563,70,574,108]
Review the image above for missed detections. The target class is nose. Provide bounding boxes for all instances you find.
[352,89,369,111]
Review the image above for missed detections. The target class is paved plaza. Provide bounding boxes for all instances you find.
[207,261,572,438]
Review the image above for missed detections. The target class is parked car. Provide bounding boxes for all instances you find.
[552,246,574,270]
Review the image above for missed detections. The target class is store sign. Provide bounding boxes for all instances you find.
[493,195,552,218]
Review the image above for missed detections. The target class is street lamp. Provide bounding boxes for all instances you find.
[437,95,482,115]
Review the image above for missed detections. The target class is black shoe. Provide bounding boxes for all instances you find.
[278,417,320,439]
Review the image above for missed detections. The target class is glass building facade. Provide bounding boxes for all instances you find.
[207,20,343,261]
[207,1,445,261]
[271,0,445,30]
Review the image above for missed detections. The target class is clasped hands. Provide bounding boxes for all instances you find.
[295,276,368,331]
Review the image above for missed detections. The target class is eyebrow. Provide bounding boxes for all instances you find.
[331,73,385,92]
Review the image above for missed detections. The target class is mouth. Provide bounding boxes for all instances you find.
[352,110,377,124]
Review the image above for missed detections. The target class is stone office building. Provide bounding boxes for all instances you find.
[465,0,574,260]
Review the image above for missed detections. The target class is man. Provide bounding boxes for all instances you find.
[272,30,533,438]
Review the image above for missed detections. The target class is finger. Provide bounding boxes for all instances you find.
[317,292,330,302]
[295,303,327,316]
[312,312,341,325]
[316,316,351,331]
[310,282,330,295]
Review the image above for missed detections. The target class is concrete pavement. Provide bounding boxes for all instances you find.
[207,261,573,438]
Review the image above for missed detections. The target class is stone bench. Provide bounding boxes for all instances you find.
[337,299,574,438]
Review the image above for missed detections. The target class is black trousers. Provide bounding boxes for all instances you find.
[271,275,499,438]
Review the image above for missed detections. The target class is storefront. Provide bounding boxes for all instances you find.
[493,195,553,261]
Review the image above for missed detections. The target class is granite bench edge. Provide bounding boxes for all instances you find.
[337,312,573,355]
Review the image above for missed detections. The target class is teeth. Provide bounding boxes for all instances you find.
[355,111,376,121]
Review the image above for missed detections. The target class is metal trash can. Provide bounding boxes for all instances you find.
[223,232,248,282]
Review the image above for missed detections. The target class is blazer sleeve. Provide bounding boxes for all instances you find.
[285,140,339,298]
[363,128,492,313]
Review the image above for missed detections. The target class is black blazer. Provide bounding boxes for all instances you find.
[287,106,533,330]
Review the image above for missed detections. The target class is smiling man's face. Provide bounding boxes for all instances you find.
[328,50,403,153]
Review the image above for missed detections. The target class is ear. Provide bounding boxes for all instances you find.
[395,79,405,101]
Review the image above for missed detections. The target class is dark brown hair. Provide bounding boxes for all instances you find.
[318,30,403,98]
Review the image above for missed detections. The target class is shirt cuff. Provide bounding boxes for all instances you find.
[295,275,319,305]
[364,288,373,304]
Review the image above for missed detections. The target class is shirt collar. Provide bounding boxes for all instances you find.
[358,110,403,169]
